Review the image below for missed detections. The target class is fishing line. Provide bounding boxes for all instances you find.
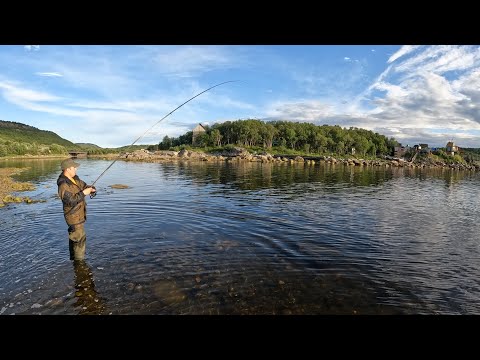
[20,80,238,202]
[88,80,239,196]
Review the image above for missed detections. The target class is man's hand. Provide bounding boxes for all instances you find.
[83,186,96,196]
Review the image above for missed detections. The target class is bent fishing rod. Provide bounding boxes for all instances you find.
[87,80,239,198]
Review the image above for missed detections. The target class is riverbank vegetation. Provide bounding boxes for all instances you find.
[2,119,480,167]
[151,120,399,158]
[145,119,480,167]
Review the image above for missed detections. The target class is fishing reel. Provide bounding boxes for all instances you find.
[87,185,97,199]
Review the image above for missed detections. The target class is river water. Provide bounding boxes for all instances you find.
[1,158,480,315]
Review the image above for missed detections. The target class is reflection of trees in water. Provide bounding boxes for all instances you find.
[73,260,106,315]
[401,166,474,187]
[164,161,396,191]
[442,169,468,188]
[0,159,61,182]
[164,161,479,192]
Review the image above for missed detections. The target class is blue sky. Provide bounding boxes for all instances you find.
[1,45,480,148]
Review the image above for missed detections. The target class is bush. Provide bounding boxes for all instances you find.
[0,144,7,157]
[50,143,67,154]
[223,144,236,151]
[171,144,193,151]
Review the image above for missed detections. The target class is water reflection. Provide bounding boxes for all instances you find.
[69,234,87,261]
[443,170,465,188]
[164,161,395,191]
[0,158,62,182]
[72,260,105,315]
[399,166,473,188]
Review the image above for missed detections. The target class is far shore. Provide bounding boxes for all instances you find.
[88,149,480,172]
[2,148,478,171]
[0,154,67,161]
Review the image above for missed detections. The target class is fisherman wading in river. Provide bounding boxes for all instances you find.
[57,158,96,260]
[54,81,236,261]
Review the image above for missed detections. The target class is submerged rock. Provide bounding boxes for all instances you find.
[109,184,130,189]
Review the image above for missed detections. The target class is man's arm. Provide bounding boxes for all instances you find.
[76,178,96,195]
[59,186,85,208]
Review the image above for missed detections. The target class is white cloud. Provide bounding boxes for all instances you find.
[394,45,480,76]
[24,45,40,51]
[344,57,351,61]
[0,82,60,102]
[264,99,333,121]
[35,72,62,77]
[346,64,393,114]
[371,81,409,98]
[387,45,421,63]
[198,93,256,111]
[153,46,234,77]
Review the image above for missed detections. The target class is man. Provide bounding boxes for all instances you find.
[57,158,96,260]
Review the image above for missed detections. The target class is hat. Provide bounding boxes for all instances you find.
[61,158,80,170]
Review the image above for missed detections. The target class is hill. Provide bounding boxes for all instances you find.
[0,120,77,148]
[0,120,155,157]
[76,143,102,149]
[0,120,83,157]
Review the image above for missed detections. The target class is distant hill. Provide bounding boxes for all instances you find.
[76,143,102,149]
[0,120,88,157]
[0,120,77,148]
[0,120,159,157]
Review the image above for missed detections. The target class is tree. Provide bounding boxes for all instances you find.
[210,129,222,147]
[285,127,297,149]
[354,136,370,157]
[159,135,173,150]
[195,133,209,147]
[261,123,276,149]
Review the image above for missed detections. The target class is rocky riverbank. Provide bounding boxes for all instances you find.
[0,168,37,208]
[89,148,480,171]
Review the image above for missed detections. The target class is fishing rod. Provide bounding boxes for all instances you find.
[88,80,239,198]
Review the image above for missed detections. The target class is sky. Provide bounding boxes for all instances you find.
[1,45,480,148]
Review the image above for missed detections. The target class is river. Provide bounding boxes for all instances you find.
[1,158,480,314]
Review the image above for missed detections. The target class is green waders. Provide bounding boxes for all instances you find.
[68,223,86,261]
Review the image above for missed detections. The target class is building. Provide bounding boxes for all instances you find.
[192,123,206,145]
[394,145,408,158]
[419,143,430,154]
[446,141,458,156]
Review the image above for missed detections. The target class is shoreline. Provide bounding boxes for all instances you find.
[88,149,480,172]
[0,168,36,208]
[1,151,478,171]
[0,155,66,160]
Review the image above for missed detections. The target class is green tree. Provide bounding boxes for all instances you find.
[210,129,222,147]
[159,135,173,150]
